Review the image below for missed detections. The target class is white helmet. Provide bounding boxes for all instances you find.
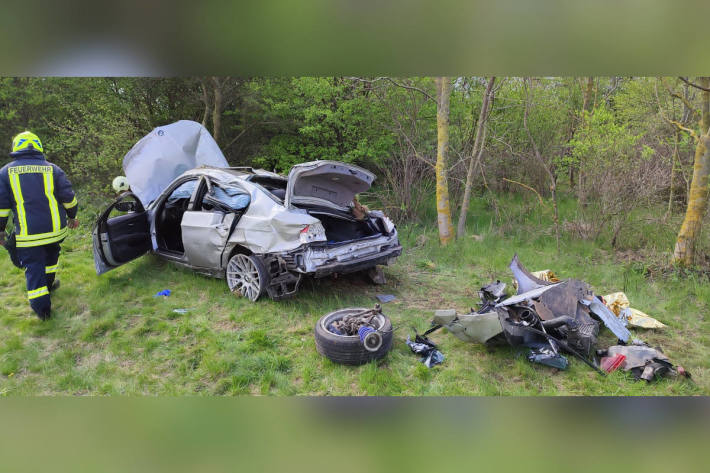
[112,176,129,193]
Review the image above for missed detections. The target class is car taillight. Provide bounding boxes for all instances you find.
[299,222,326,243]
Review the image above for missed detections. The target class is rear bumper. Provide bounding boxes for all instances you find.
[285,233,402,277]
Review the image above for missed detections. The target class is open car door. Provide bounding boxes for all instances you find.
[93,192,152,275]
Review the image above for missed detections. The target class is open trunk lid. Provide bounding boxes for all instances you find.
[123,120,228,206]
[285,160,375,210]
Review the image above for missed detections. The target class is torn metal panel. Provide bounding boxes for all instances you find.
[480,280,507,300]
[535,279,593,320]
[432,310,503,344]
[509,254,554,294]
[580,298,631,343]
[495,283,561,307]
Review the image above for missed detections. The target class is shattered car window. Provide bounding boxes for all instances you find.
[210,185,251,211]
[166,180,197,204]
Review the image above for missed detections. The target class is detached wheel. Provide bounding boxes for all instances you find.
[314,308,393,365]
[226,254,269,302]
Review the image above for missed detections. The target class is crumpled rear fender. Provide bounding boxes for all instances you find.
[226,189,321,255]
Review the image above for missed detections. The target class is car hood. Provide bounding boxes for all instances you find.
[123,120,228,205]
[285,161,375,210]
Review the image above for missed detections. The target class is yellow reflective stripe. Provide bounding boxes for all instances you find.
[43,169,61,233]
[15,227,67,241]
[15,228,67,247]
[0,209,10,217]
[27,286,49,299]
[63,196,78,209]
[46,264,59,273]
[9,172,27,236]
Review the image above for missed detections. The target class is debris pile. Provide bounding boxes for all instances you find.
[327,304,383,336]
[414,254,689,383]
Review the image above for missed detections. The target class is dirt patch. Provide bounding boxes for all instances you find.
[213,319,241,332]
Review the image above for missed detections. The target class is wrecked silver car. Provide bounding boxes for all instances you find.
[92,121,402,301]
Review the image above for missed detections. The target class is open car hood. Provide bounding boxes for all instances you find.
[285,161,375,210]
[123,120,228,205]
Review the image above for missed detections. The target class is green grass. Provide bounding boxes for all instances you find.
[1,194,708,395]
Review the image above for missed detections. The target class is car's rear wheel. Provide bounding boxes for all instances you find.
[226,254,268,302]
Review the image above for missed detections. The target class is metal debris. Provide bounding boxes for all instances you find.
[598,344,689,382]
[328,304,383,336]
[580,298,631,343]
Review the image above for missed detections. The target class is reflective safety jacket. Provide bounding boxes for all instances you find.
[0,150,78,247]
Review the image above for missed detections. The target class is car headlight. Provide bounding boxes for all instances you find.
[299,222,326,244]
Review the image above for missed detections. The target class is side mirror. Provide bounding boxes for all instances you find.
[115,201,137,212]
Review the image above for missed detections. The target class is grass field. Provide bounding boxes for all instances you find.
[1,195,708,395]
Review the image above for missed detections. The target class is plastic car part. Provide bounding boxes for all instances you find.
[580,297,631,343]
[600,354,626,373]
[314,307,393,365]
[226,253,269,302]
[527,346,569,370]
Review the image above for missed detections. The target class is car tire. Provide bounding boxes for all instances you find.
[226,253,269,302]
[314,308,393,365]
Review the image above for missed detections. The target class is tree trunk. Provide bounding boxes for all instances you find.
[200,78,211,129]
[435,77,455,245]
[577,77,595,206]
[666,129,679,218]
[211,76,225,144]
[673,77,710,266]
[457,76,495,239]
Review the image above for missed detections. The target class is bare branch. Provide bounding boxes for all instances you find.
[678,76,710,93]
[502,178,547,207]
[655,81,699,142]
[661,78,699,117]
[345,77,435,101]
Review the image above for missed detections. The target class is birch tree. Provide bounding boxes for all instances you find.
[457,76,495,239]
[435,77,455,245]
[673,77,710,266]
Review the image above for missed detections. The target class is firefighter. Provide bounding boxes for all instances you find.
[0,131,79,320]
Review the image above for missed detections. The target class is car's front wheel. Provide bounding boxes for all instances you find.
[226,254,269,302]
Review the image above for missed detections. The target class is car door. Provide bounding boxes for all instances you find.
[92,192,152,275]
[180,177,250,269]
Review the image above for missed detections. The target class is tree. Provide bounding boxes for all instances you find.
[672,77,710,266]
[523,78,561,253]
[457,76,495,238]
[435,77,455,245]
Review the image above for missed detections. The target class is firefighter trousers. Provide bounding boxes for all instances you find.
[16,243,61,316]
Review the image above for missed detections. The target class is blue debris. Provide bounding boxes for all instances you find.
[406,335,444,368]
[154,289,171,297]
[376,294,396,303]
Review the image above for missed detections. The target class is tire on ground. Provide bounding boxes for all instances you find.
[314,308,393,365]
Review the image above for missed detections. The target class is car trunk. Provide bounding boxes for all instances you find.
[285,161,375,211]
[305,208,383,243]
